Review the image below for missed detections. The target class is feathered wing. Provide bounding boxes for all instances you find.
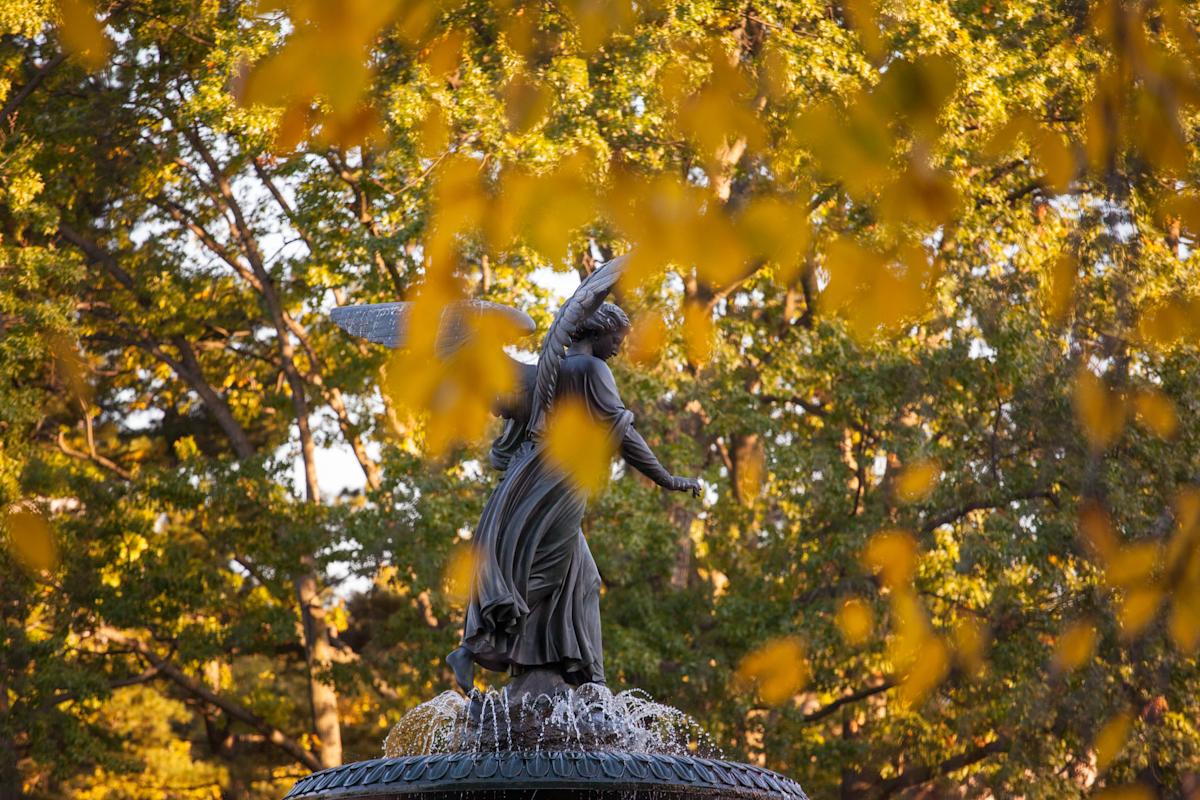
[329,300,536,354]
[329,302,411,349]
[330,299,537,433]
[527,254,628,437]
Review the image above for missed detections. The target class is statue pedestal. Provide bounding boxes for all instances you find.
[330,672,809,800]
[282,752,809,800]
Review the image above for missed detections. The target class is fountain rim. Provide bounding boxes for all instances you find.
[283,751,809,800]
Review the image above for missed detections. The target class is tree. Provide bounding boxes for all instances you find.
[2,0,1200,798]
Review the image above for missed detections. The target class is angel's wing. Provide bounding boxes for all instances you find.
[329,300,536,357]
[527,254,628,437]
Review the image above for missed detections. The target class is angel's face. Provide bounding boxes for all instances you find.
[593,329,627,361]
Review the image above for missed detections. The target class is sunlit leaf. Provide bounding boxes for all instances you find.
[1095,711,1133,772]
[682,302,713,365]
[1105,542,1161,589]
[544,397,616,495]
[1137,295,1200,347]
[897,634,949,707]
[504,74,553,133]
[1073,368,1125,451]
[736,637,810,705]
[1167,584,1200,652]
[953,617,988,676]
[836,597,873,646]
[625,312,667,366]
[58,0,110,71]
[47,332,91,405]
[894,459,939,504]
[1093,786,1153,800]
[1053,620,1098,672]
[862,529,917,589]
[443,544,476,605]
[737,196,810,283]
[1045,253,1077,324]
[1117,585,1163,639]
[1132,388,1179,439]
[424,30,464,76]
[1079,503,1119,561]
[823,237,936,341]
[842,0,884,63]
[734,436,766,506]
[1032,125,1075,193]
[4,509,59,573]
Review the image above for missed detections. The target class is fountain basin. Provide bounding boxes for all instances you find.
[282,752,809,800]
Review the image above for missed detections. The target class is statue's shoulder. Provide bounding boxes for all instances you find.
[564,353,612,379]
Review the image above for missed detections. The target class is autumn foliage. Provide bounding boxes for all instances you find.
[3,0,1200,798]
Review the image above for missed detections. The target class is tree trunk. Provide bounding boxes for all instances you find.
[0,683,21,800]
[296,565,343,768]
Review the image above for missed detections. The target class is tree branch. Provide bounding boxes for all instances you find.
[0,52,67,130]
[801,678,896,723]
[98,628,321,771]
[921,489,1058,533]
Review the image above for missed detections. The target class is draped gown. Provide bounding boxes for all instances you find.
[461,353,678,685]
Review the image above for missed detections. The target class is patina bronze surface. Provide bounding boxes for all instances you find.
[333,256,700,696]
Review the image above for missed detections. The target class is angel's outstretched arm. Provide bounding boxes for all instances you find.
[583,357,700,496]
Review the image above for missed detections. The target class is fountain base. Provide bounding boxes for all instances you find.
[282,751,809,800]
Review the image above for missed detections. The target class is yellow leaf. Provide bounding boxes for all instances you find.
[1137,295,1199,347]
[47,332,91,405]
[894,459,939,504]
[419,105,451,159]
[625,312,667,366]
[544,397,616,495]
[842,0,884,62]
[443,545,476,605]
[822,237,932,341]
[1105,541,1161,589]
[738,196,810,281]
[1078,503,1119,561]
[424,30,463,76]
[897,635,949,707]
[1095,711,1133,772]
[1093,786,1153,800]
[1073,368,1125,451]
[1046,253,1077,324]
[58,0,110,71]
[682,302,713,365]
[4,509,59,573]
[273,103,312,153]
[887,588,931,669]
[1132,388,1179,439]
[862,529,917,589]
[504,74,552,133]
[836,597,873,646]
[1167,584,1200,652]
[953,617,988,676]
[1117,585,1163,639]
[1053,620,1098,671]
[735,637,809,705]
[878,157,959,227]
[1032,125,1075,193]
[983,113,1037,160]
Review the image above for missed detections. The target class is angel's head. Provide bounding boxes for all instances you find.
[573,302,630,361]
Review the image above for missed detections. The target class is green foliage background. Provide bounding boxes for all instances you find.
[3,0,1200,798]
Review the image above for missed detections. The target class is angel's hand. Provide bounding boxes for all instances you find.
[668,476,702,498]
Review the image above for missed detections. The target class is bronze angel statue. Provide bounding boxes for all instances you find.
[331,255,701,694]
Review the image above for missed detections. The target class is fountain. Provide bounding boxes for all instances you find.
[289,259,809,799]
[282,671,808,800]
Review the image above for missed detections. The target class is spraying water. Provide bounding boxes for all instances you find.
[383,683,719,758]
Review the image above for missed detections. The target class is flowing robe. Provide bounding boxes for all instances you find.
[462,353,675,685]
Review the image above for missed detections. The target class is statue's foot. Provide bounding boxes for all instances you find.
[446,646,475,695]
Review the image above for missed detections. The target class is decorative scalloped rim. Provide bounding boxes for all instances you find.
[283,753,808,800]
